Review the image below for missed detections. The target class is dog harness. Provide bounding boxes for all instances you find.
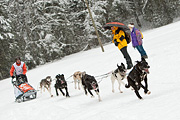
[134,66,147,81]
[113,69,126,80]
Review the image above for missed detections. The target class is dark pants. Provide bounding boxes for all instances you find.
[135,45,147,57]
[120,47,133,67]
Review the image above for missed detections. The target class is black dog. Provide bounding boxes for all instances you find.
[54,74,70,97]
[81,73,101,101]
[125,57,151,99]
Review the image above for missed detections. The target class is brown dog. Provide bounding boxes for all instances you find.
[73,71,85,90]
[40,76,53,97]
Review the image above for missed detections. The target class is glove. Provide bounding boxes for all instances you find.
[114,39,119,46]
[119,36,125,41]
[21,74,26,77]
[11,78,16,84]
[11,75,15,79]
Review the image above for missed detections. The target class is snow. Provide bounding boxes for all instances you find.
[0,34,3,39]
[0,21,180,120]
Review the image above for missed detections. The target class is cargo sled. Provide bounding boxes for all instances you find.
[12,75,37,103]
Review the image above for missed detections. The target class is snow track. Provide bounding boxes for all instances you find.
[0,21,180,120]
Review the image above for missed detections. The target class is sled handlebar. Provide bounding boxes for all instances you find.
[11,78,16,85]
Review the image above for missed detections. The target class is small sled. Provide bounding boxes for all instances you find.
[12,75,37,103]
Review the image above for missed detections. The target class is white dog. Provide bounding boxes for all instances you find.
[111,63,127,93]
[73,71,85,90]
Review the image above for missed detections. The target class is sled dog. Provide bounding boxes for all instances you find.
[126,57,151,99]
[54,74,70,97]
[81,72,101,102]
[73,71,83,90]
[111,63,127,93]
[40,76,53,97]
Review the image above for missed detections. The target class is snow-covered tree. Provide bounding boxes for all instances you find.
[0,0,180,80]
[0,0,14,79]
[142,0,173,27]
[83,0,108,46]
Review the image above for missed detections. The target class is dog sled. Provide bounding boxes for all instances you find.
[12,75,37,103]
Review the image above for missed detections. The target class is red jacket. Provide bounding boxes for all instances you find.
[10,62,27,76]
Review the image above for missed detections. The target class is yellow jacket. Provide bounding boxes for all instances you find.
[112,26,127,50]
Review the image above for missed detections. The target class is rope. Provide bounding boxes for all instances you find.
[65,75,73,81]
[64,75,74,83]
[52,78,57,81]
[35,75,74,92]
[96,71,112,83]
[66,81,74,84]
[40,72,112,85]
[94,71,112,78]
[36,82,41,92]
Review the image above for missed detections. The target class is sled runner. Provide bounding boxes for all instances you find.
[12,75,37,103]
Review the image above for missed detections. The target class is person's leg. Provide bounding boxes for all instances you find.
[15,75,20,85]
[120,47,133,69]
[140,45,148,58]
[136,45,148,58]
[24,75,28,82]
[21,74,28,82]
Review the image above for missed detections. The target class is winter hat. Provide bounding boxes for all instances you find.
[128,23,134,28]
[15,57,21,61]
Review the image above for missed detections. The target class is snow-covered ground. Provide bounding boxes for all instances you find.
[0,21,180,120]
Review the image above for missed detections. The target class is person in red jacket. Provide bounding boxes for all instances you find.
[10,57,28,82]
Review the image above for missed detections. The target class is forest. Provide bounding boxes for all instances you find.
[0,0,179,80]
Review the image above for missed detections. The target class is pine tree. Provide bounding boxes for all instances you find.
[142,0,173,27]
[83,0,108,46]
[0,0,180,80]
[0,0,14,80]
[124,0,142,27]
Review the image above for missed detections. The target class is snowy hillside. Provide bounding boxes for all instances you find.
[0,21,180,120]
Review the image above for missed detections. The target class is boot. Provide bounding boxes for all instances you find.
[142,55,148,59]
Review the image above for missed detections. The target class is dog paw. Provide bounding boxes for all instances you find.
[91,96,95,98]
[144,90,151,95]
[112,90,115,93]
[147,91,151,95]
[139,97,143,100]
[120,91,123,93]
[125,84,130,88]
[99,99,102,102]
[51,95,53,97]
